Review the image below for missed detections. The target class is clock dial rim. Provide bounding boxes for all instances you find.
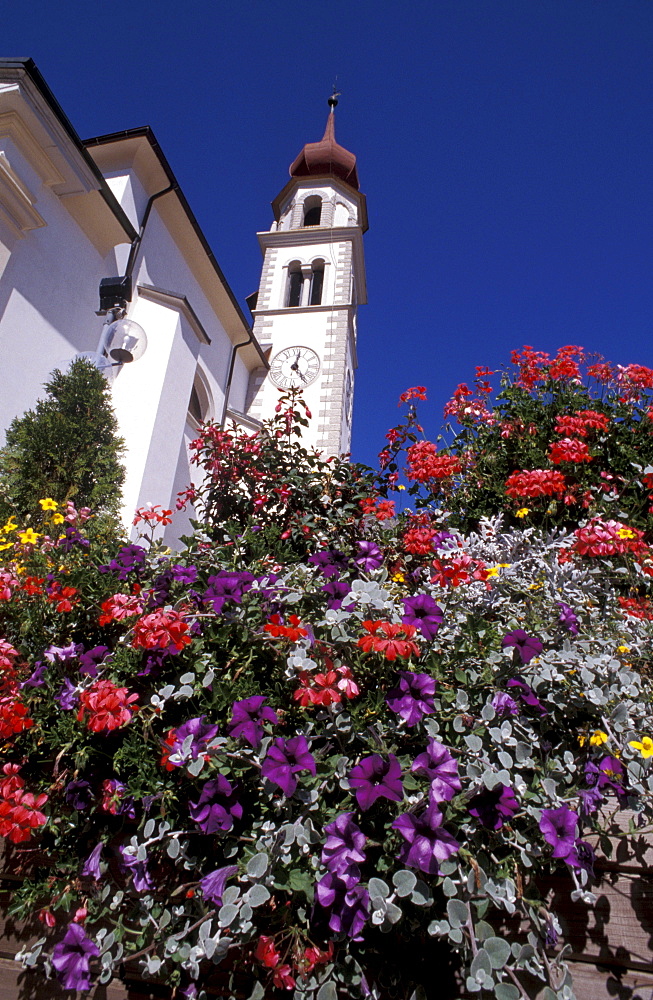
[269,346,321,388]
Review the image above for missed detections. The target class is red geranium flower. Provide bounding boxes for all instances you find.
[505,469,566,499]
[357,621,419,661]
[0,697,34,740]
[549,438,593,465]
[98,593,143,626]
[132,610,192,653]
[77,680,138,732]
[406,441,462,483]
[264,614,308,642]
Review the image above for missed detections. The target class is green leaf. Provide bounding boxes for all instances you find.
[494,985,520,1000]
[484,937,511,969]
[368,877,389,899]
[246,853,268,878]
[470,948,492,979]
[247,884,270,907]
[392,869,417,897]
[447,899,468,928]
[317,983,337,1000]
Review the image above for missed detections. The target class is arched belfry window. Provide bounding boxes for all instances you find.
[310,260,325,305]
[286,261,303,307]
[303,196,322,227]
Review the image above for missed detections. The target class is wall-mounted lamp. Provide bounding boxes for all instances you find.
[76,277,147,370]
[100,316,147,364]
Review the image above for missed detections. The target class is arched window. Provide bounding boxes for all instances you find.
[310,260,325,305]
[188,370,211,424]
[303,197,322,227]
[286,262,303,307]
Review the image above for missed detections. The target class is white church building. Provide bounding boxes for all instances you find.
[0,58,367,541]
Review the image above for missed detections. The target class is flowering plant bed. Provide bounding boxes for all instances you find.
[0,353,651,1000]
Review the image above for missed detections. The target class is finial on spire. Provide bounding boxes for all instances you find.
[328,82,341,110]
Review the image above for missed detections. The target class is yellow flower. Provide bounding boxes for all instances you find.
[39,498,58,511]
[515,508,530,518]
[0,518,17,534]
[18,528,40,545]
[617,644,630,654]
[397,485,406,491]
[589,730,608,746]
[485,566,500,578]
[51,512,65,524]
[617,527,636,539]
[0,538,13,551]
[629,736,653,759]
[392,572,405,583]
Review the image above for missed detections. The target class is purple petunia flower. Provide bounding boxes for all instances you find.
[203,571,255,613]
[506,679,548,716]
[189,776,243,834]
[65,779,93,811]
[566,839,596,875]
[261,735,316,797]
[392,801,460,875]
[321,812,367,873]
[99,544,147,580]
[138,648,171,677]
[21,662,48,688]
[200,865,238,907]
[168,716,219,765]
[411,739,461,802]
[171,564,198,585]
[585,756,627,798]
[321,580,354,611]
[44,642,82,664]
[468,783,520,830]
[578,785,603,817]
[491,691,519,717]
[308,549,349,579]
[119,847,152,892]
[78,645,110,678]
[556,602,579,635]
[57,525,90,552]
[432,530,456,550]
[386,671,436,726]
[52,923,100,992]
[348,754,403,811]
[402,594,444,641]
[354,541,384,573]
[228,696,278,749]
[315,868,369,940]
[502,629,543,664]
[56,678,79,710]
[539,806,578,860]
[81,842,103,880]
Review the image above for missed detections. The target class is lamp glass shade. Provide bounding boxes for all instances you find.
[102,318,147,364]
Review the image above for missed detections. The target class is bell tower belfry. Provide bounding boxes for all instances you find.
[246,95,368,456]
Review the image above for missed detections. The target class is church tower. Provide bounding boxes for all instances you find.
[246,96,368,455]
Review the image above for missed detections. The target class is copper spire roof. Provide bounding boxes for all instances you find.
[289,97,359,190]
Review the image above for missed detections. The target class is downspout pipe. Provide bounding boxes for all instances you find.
[124,182,176,282]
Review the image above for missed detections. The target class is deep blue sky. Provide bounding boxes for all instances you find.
[4,1,653,468]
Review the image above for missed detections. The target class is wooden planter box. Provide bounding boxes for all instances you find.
[0,810,651,999]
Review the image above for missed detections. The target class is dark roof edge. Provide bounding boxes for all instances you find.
[0,58,137,242]
[84,126,267,366]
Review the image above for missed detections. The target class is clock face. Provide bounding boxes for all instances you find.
[269,346,320,389]
[345,369,353,424]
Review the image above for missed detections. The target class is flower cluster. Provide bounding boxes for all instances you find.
[0,370,651,1000]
